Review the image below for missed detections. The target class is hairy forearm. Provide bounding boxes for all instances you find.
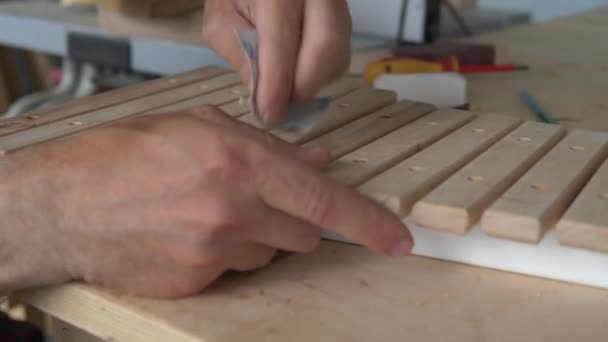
[0,148,71,292]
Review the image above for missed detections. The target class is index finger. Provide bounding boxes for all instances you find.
[255,153,413,256]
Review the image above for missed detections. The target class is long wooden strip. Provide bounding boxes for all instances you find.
[0,73,242,154]
[219,98,250,117]
[0,67,229,136]
[143,85,249,116]
[305,101,435,160]
[238,77,367,129]
[317,76,367,98]
[275,88,396,144]
[481,130,608,243]
[359,114,522,216]
[411,122,566,234]
[327,109,476,186]
[555,160,608,253]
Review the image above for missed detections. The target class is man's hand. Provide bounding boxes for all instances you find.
[202,0,352,125]
[0,107,411,298]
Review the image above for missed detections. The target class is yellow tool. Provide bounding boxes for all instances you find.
[364,56,460,84]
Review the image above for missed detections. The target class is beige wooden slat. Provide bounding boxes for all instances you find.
[481,130,608,243]
[238,77,366,129]
[0,73,242,155]
[165,75,363,121]
[555,160,608,253]
[19,285,200,342]
[411,122,566,234]
[327,109,476,186]
[0,67,230,137]
[275,88,396,144]
[317,76,367,98]
[358,114,522,216]
[50,318,104,342]
[305,101,435,160]
[238,110,266,129]
[143,85,248,116]
[219,98,250,117]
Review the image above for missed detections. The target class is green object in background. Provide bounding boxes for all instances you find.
[520,89,559,124]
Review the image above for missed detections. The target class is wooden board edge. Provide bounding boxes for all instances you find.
[17,285,201,342]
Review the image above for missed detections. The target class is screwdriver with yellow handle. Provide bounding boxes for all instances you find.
[364,56,527,84]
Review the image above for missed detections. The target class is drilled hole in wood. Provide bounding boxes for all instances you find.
[381,115,393,119]
[531,183,549,192]
[408,166,425,172]
[473,128,487,133]
[68,121,83,126]
[570,145,585,151]
[338,103,350,108]
[599,193,608,200]
[351,159,368,164]
[468,175,484,183]
[519,137,532,142]
[427,122,440,126]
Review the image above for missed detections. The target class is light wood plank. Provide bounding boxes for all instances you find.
[19,240,608,342]
[327,109,476,186]
[482,130,608,243]
[219,98,251,117]
[305,101,436,160]
[143,85,249,116]
[317,77,367,98]
[554,159,608,253]
[0,73,241,155]
[20,285,199,342]
[0,67,230,137]
[50,318,104,342]
[411,122,566,234]
[238,77,367,129]
[359,114,522,216]
[275,88,396,144]
[237,110,268,129]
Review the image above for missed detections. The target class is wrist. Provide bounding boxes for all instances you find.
[0,146,73,291]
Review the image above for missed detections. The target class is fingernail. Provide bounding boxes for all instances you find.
[390,239,413,257]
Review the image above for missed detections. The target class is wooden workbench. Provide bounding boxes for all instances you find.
[467,7,608,132]
[350,6,608,132]
[15,6,608,342]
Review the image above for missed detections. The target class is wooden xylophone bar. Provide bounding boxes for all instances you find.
[1,67,607,288]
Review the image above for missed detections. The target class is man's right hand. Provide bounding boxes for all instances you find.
[0,106,412,298]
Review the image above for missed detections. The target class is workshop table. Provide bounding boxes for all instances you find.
[13,5,608,342]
